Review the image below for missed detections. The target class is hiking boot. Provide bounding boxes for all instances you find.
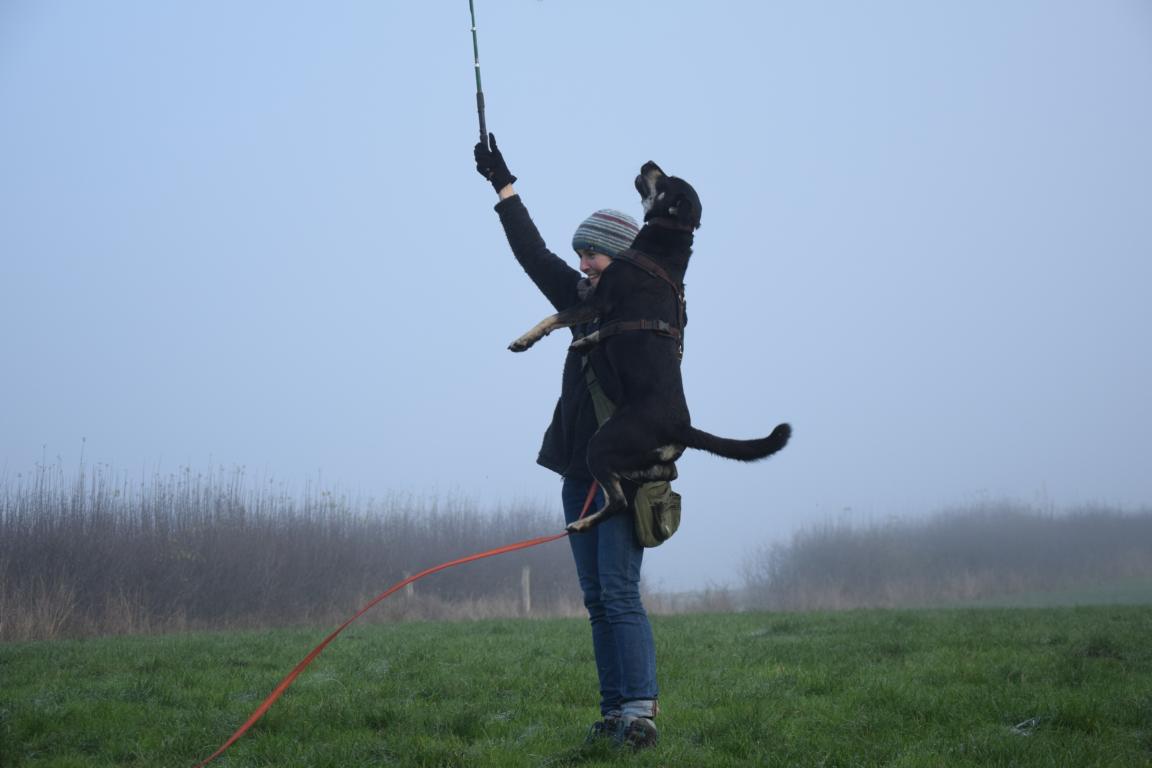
[584,715,622,744]
[617,716,659,750]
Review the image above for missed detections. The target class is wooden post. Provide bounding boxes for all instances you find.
[521,564,531,616]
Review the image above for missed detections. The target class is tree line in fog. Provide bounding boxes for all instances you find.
[742,501,1152,610]
[0,463,579,641]
[6,462,1150,641]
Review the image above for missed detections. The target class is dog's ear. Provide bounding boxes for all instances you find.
[669,184,702,230]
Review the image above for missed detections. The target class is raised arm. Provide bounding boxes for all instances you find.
[475,133,583,311]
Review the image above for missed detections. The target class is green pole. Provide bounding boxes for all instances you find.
[469,0,488,149]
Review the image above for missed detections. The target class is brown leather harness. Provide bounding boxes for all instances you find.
[591,248,687,359]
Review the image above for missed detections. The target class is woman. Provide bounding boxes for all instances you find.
[474,134,660,749]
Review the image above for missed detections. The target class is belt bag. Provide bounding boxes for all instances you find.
[633,480,681,548]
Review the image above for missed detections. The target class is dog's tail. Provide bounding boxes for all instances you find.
[681,423,791,462]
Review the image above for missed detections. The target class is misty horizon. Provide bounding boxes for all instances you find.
[3,2,1150,592]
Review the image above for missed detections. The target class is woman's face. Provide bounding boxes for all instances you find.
[577,249,613,287]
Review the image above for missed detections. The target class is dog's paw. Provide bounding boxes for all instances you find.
[506,331,541,352]
[566,514,600,534]
[569,331,600,352]
[568,498,626,533]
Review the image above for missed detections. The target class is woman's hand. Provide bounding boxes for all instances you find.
[474,132,517,196]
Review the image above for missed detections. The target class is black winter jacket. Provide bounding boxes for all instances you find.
[495,195,607,478]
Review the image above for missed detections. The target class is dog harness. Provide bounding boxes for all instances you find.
[586,248,687,359]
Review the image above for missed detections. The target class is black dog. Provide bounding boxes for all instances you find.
[510,162,791,532]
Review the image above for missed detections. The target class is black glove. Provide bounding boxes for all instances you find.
[474,132,517,192]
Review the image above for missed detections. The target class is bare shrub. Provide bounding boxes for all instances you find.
[0,462,578,640]
[743,501,1152,610]
[0,577,78,641]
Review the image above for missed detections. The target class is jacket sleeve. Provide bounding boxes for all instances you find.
[495,195,582,312]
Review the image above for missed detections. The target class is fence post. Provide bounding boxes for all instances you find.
[521,565,531,616]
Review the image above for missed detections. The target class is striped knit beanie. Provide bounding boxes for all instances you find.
[571,209,640,259]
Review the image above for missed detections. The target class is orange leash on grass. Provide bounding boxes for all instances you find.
[193,481,599,767]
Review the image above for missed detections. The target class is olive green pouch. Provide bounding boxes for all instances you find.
[632,480,681,547]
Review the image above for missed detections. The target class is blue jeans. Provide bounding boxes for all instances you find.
[562,475,658,718]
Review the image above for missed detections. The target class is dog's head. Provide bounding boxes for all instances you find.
[634,161,701,230]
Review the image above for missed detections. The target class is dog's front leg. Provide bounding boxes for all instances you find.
[568,330,600,352]
[508,303,598,353]
[508,313,563,352]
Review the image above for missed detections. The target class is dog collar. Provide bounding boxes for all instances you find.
[644,215,697,232]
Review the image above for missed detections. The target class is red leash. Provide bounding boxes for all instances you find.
[194,481,599,767]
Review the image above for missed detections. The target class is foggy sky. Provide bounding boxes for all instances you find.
[2,1,1150,591]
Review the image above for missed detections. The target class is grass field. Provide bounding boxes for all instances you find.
[3,607,1151,767]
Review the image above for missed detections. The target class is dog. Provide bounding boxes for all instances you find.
[509,162,791,532]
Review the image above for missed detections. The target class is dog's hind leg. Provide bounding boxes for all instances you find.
[566,472,628,533]
[620,442,683,482]
[566,424,638,533]
[623,462,678,483]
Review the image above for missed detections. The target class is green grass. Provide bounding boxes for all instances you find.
[959,579,1152,609]
[3,607,1152,767]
